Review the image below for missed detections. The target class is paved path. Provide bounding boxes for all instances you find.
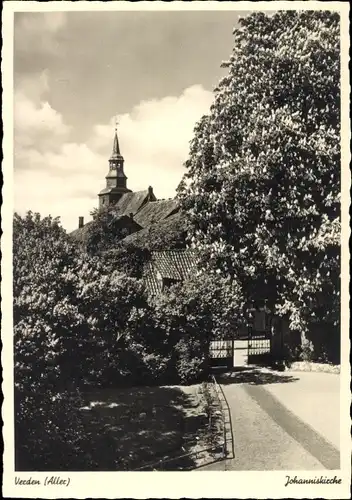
[263,370,340,449]
[198,367,340,471]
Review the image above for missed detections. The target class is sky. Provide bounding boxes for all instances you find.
[14,10,249,232]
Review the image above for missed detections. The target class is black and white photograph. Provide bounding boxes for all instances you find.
[1,1,350,498]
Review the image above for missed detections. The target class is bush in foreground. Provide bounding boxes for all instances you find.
[150,273,243,383]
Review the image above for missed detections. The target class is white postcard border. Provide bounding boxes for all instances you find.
[1,2,350,498]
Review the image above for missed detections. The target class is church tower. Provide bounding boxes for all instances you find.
[98,123,131,210]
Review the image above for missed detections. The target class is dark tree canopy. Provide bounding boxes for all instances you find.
[101,242,151,279]
[86,204,133,255]
[122,212,188,252]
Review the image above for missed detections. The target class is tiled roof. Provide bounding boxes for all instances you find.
[143,261,161,295]
[69,215,142,244]
[154,255,182,280]
[121,212,185,248]
[70,220,95,243]
[114,190,151,217]
[143,249,198,294]
[134,199,179,228]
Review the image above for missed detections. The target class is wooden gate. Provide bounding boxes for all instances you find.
[209,339,234,369]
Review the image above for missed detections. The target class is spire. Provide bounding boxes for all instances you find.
[98,117,131,210]
[110,118,122,160]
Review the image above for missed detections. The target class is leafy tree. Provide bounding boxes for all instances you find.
[101,242,151,279]
[122,212,188,251]
[13,212,78,392]
[13,211,152,392]
[178,11,340,357]
[86,204,132,255]
[13,211,156,469]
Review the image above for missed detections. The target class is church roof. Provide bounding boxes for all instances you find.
[143,249,198,294]
[98,186,132,195]
[134,199,179,228]
[121,211,185,249]
[114,190,152,217]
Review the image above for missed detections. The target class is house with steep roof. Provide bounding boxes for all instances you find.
[143,249,198,295]
[70,215,143,250]
[121,211,186,250]
[134,199,179,228]
[112,188,156,218]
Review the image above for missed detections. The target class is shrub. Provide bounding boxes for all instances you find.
[299,338,315,362]
[175,347,206,384]
[100,242,151,279]
[15,389,93,471]
[149,272,243,383]
[13,211,154,391]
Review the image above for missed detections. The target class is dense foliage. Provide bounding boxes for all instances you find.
[14,212,242,468]
[14,212,152,469]
[123,212,188,251]
[150,273,243,383]
[14,211,150,392]
[100,242,151,279]
[178,11,340,361]
[14,212,242,391]
[86,204,132,255]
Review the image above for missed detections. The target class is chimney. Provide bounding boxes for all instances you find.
[129,212,134,220]
[148,185,154,200]
[78,216,84,228]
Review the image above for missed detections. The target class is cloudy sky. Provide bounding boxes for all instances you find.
[14,10,248,232]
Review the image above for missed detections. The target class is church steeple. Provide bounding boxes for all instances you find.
[108,120,124,169]
[110,128,122,159]
[98,120,132,210]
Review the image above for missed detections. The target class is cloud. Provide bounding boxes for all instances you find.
[14,71,71,163]
[14,81,213,232]
[15,70,50,104]
[93,84,212,193]
[15,92,70,149]
[15,13,67,54]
